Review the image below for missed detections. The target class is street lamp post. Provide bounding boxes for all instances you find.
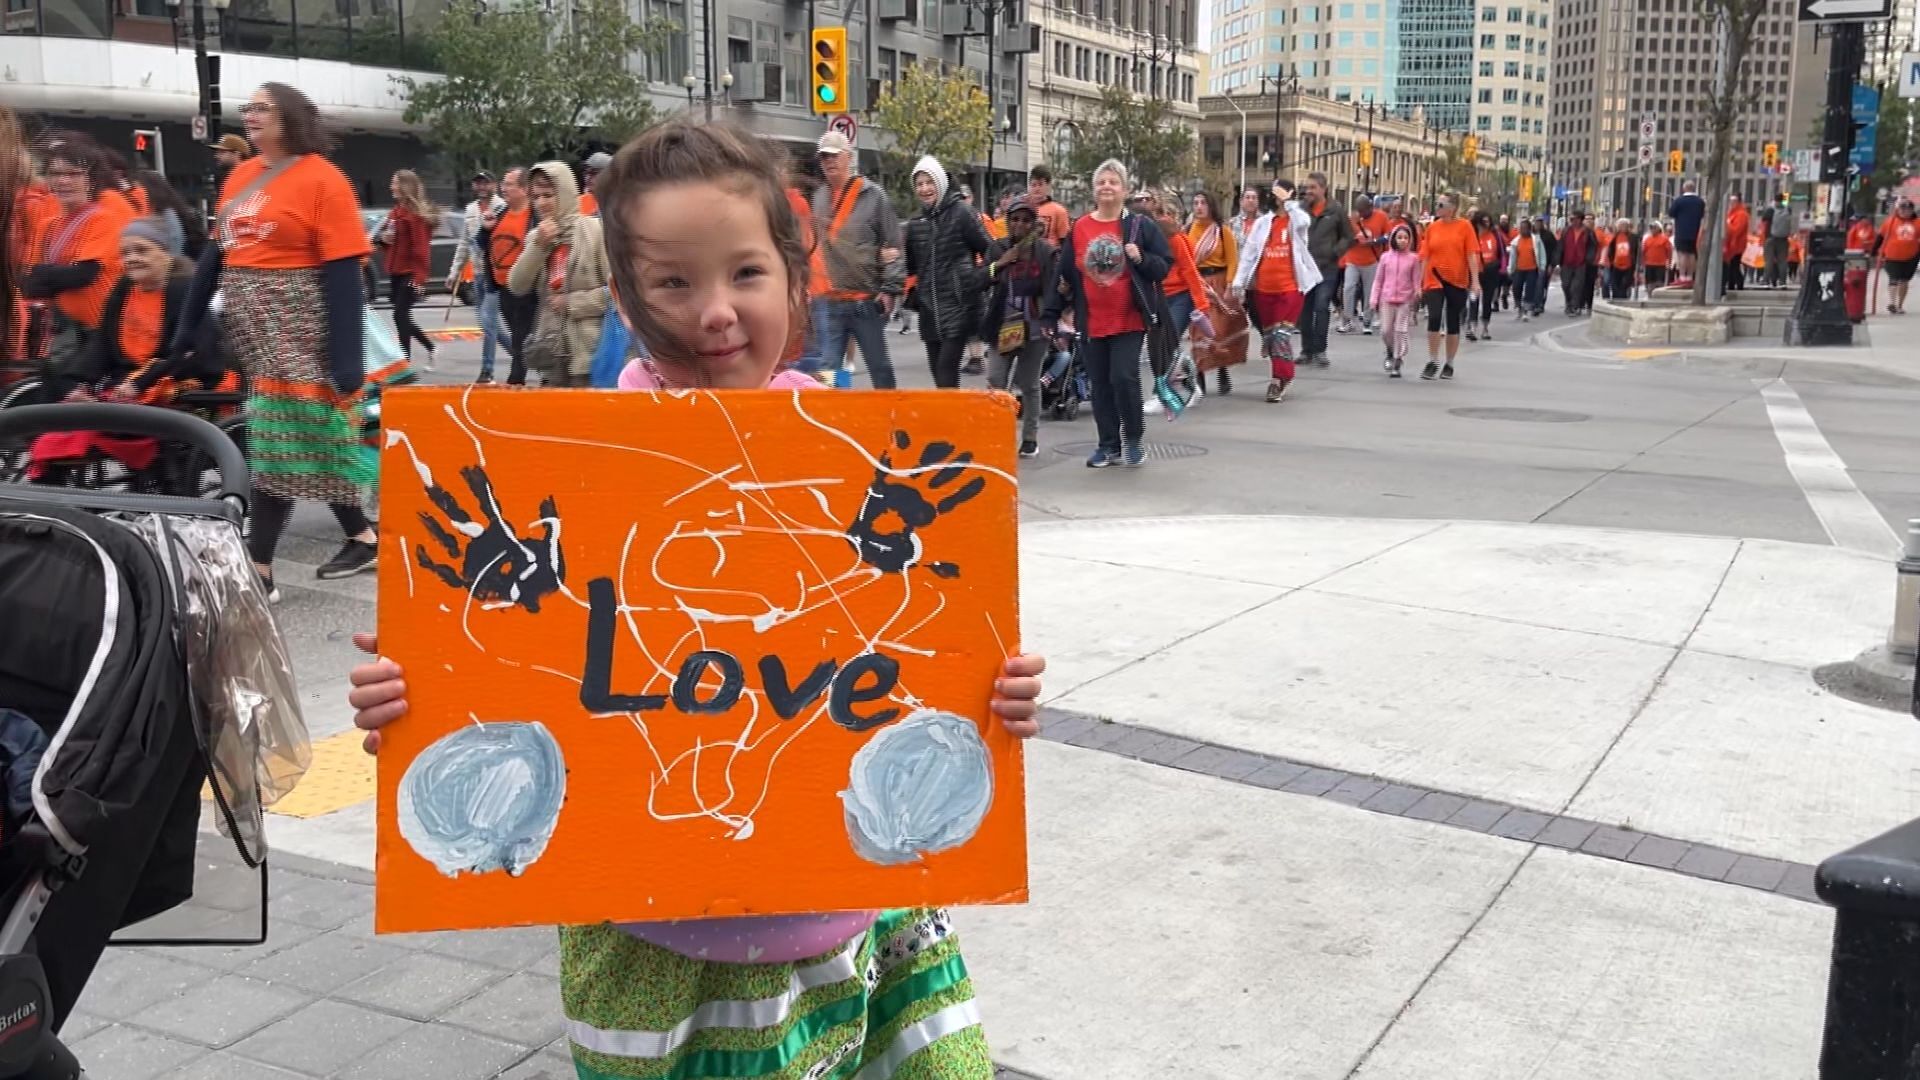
[1257,71,1296,178]
[1132,34,1181,103]
[1224,93,1250,196]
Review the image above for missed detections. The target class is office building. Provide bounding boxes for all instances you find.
[1546,0,1799,219]
[1,0,1029,203]
[1028,0,1202,178]
[1204,0,1548,156]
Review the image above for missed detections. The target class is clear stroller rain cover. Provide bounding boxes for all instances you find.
[118,512,310,864]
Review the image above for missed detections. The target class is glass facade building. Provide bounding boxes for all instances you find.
[1392,0,1472,131]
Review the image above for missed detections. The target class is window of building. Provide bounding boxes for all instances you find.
[1481,32,1495,47]
[1338,30,1353,44]
[1478,88,1493,102]
[1479,60,1494,76]
[1505,33,1519,48]
[1335,58,1352,73]
[1501,115,1517,130]
[1364,29,1379,44]
[1362,57,1377,73]
[1481,5,1496,19]
[1502,87,1517,102]
[1504,60,1519,76]
[1364,2,1380,15]
[1339,2,1354,16]
[1097,52,1109,82]
[1506,4,1521,17]
[1477,115,1492,129]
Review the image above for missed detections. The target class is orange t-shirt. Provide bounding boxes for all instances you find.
[1880,217,1919,262]
[1419,217,1476,290]
[215,154,371,271]
[42,203,122,330]
[1611,236,1634,270]
[15,185,59,262]
[1848,220,1876,253]
[117,285,165,364]
[1344,210,1389,268]
[579,191,599,217]
[1161,230,1210,311]
[489,207,530,288]
[1643,234,1672,268]
[1513,236,1538,272]
[126,183,151,217]
[1789,233,1806,262]
[1254,215,1300,296]
[1725,209,1750,258]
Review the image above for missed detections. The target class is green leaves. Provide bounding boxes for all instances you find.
[394,0,673,174]
[1063,85,1195,189]
[872,62,994,204]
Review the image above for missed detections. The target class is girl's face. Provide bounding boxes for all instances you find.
[390,175,402,200]
[531,176,558,219]
[120,235,168,286]
[1392,231,1411,252]
[621,182,791,389]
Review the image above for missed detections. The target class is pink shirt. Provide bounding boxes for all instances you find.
[1370,248,1425,308]
[611,356,877,963]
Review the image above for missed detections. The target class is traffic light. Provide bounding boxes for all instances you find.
[1358,140,1374,169]
[1668,148,1684,175]
[1462,135,1478,161]
[1519,173,1533,201]
[810,27,848,115]
[131,128,162,173]
[1582,185,1592,202]
[1763,142,1779,169]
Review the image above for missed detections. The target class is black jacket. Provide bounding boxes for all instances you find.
[45,272,186,398]
[1043,211,1172,336]
[904,193,992,341]
[1305,201,1355,276]
[977,234,1059,345]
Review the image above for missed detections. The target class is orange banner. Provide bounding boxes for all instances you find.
[373,386,1026,933]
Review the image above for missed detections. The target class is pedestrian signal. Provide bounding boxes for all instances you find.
[1668,148,1684,174]
[1763,142,1779,169]
[131,128,162,173]
[1358,140,1374,169]
[811,27,848,115]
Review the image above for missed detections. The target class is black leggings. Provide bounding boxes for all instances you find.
[1425,284,1469,335]
[1475,269,1502,323]
[390,275,436,357]
[500,289,537,385]
[923,334,967,389]
[249,492,372,567]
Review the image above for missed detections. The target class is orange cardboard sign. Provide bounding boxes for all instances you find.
[372,386,1026,934]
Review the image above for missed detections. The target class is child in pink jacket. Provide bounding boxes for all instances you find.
[1370,224,1422,378]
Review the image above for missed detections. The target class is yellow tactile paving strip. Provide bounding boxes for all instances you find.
[203,730,376,820]
[1616,348,1678,361]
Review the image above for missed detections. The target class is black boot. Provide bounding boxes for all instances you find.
[1216,368,1233,395]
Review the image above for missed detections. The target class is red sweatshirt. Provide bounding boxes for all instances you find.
[386,204,433,282]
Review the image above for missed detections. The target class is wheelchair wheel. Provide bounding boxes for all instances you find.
[0,377,44,483]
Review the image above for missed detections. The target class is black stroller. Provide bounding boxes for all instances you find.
[0,404,300,1077]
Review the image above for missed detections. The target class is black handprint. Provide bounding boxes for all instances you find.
[415,465,565,613]
[846,431,987,578]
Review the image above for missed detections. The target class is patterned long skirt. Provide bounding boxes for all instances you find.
[560,909,994,1079]
[220,265,374,503]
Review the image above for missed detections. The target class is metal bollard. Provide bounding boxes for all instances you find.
[1815,817,1920,1078]
[1889,520,1920,667]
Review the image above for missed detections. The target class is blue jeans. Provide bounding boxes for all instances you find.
[476,284,513,376]
[1300,278,1335,357]
[808,297,897,389]
[1514,269,1543,312]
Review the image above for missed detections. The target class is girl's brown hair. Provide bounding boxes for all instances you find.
[598,119,809,372]
[260,82,336,157]
[391,168,437,222]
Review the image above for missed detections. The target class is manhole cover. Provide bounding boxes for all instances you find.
[1449,407,1591,423]
[1053,441,1209,461]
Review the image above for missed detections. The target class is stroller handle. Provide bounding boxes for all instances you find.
[0,403,249,507]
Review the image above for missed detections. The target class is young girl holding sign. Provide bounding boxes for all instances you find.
[346,119,1048,1080]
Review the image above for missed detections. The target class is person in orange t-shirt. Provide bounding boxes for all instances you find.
[1723,194,1750,293]
[1413,192,1480,380]
[1339,197,1391,334]
[1641,223,1673,289]
[487,167,535,384]
[173,81,378,596]
[20,134,122,335]
[1878,201,1919,314]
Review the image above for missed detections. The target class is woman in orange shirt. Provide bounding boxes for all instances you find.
[1641,223,1673,289]
[172,81,378,598]
[1879,201,1919,314]
[20,132,122,351]
[1148,193,1209,414]
[1185,190,1241,394]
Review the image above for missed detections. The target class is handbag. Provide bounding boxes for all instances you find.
[523,243,574,377]
[363,305,404,377]
[996,313,1027,354]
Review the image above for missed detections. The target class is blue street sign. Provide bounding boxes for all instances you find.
[1851,124,1878,171]
[1554,186,1569,199]
[1851,84,1879,125]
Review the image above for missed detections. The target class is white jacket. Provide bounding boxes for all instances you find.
[1232,202,1323,295]
[448,194,506,283]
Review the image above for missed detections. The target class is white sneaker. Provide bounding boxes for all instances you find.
[1143,395,1163,415]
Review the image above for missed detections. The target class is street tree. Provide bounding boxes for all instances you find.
[1064,85,1196,189]
[395,0,673,175]
[1689,0,1769,305]
[871,61,993,207]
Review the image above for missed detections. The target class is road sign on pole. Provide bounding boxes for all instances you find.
[828,113,858,146]
[190,114,208,142]
[1638,144,1654,165]
[1902,52,1920,98]
[1640,118,1656,141]
[1797,0,1890,21]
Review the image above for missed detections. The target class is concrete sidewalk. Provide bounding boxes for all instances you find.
[71,514,1910,1079]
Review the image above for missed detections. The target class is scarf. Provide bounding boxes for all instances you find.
[1191,221,1222,267]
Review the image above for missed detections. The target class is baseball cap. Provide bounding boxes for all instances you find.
[816,131,853,156]
[584,152,612,171]
[471,169,495,182]
[207,133,250,155]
